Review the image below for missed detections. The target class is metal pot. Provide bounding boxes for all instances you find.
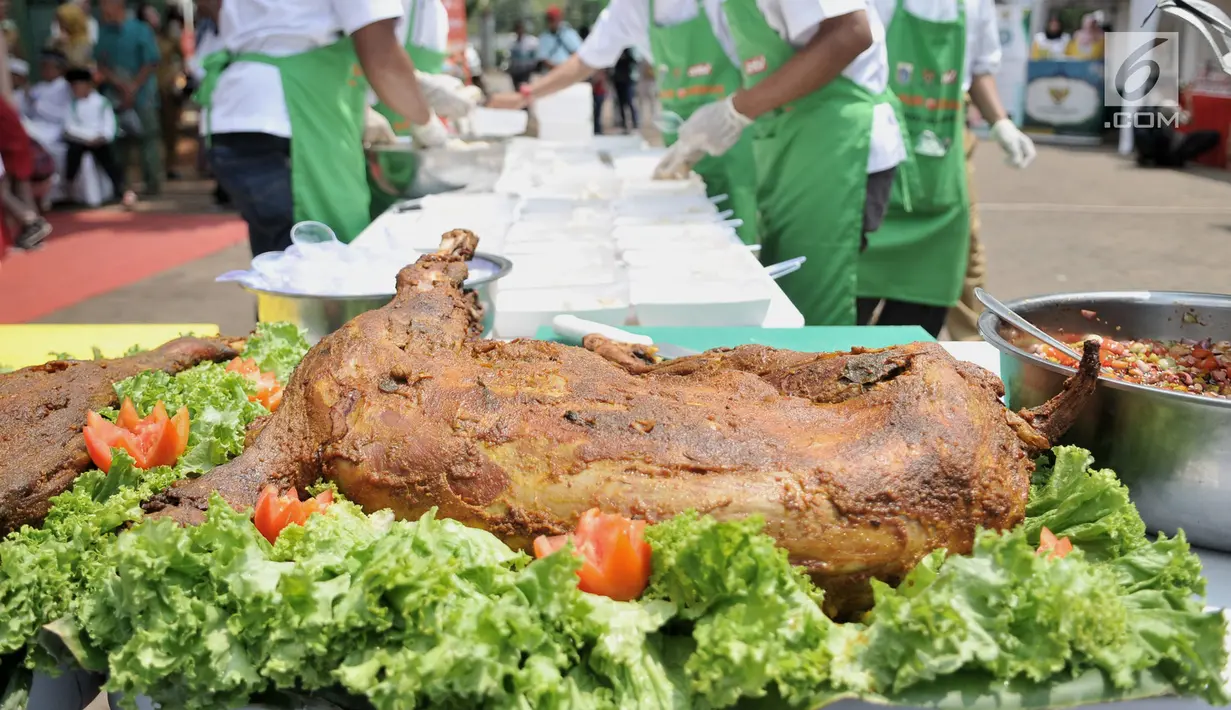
[244,252,512,344]
[978,290,1231,552]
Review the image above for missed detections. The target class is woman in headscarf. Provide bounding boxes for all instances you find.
[50,2,95,69]
[1031,16,1070,59]
[1067,13,1106,59]
[139,2,186,179]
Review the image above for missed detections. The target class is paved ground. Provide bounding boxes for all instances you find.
[38,140,1231,336]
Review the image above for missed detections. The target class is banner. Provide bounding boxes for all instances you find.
[443,0,468,55]
[1022,59,1105,144]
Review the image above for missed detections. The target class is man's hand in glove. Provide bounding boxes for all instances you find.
[675,95,753,157]
[416,72,482,120]
[411,113,450,149]
[652,141,706,180]
[990,118,1036,168]
[363,107,398,147]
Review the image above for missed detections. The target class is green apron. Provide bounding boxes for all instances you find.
[649,0,759,246]
[722,0,898,325]
[858,0,970,307]
[368,0,451,218]
[197,39,371,243]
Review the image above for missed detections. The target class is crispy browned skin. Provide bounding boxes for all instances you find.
[0,336,240,534]
[149,231,1099,616]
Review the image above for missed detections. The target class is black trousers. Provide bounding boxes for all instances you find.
[208,132,294,257]
[613,80,637,129]
[65,139,126,195]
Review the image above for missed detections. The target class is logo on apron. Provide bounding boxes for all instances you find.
[743,55,767,75]
[923,70,935,84]
[941,69,957,85]
[687,63,713,78]
[914,129,950,157]
[896,62,913,85]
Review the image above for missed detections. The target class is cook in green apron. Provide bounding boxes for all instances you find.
[197,39,371,247]
[721,0,905,325]
[367,0,451,218]
[857,0,969,332]
[649,0,759,246]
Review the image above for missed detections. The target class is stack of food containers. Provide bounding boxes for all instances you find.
[531,84,595,143]
[486,138,780,337]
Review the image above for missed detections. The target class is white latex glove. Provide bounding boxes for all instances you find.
[416,71,481,120]
[362,106,397,146]
[675,95,753,158]
[411,113,450,149]
[990,118,1036,169]
[652,141,706,180]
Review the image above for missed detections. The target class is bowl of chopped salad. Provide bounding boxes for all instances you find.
[978,290,1231,552]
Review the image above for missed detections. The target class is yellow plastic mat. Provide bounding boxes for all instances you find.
[0,324,220,371]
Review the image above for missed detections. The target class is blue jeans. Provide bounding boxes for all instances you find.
[208,132,294,256]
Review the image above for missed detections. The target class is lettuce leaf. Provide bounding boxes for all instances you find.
[1021,446,1148,562]
[0,323,310,670]
[644,512,859,708]
[80,499,685,710]
[242,322,310,383]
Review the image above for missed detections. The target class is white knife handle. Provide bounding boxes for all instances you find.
[552,315,653,345]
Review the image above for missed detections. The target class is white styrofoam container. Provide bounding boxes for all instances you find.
[494,287,630,338]
[614,213,728,227]
[619,178,708,198]
[532,83,593,122]
[517,197,609,215]
[467,107,529,137]
[498,263,623,291]
[536,119,594,143]
[504,223,611,244]
[631,279,773,327]
[613,196,721,218]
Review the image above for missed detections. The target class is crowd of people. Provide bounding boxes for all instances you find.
[0,0,198,253]
[1,0,1045,338]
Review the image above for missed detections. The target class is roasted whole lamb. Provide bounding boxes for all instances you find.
[0,337,240,534]
[149,230,1099,615]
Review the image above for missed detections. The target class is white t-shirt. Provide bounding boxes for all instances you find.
[24,77,73,127]
[368,0,448,105]
[208,0,403,138]
[398,0,449,51]
[872,0,1000,92]
[581,0,904,173]
[578,0,737,68]
[64,90,117,142]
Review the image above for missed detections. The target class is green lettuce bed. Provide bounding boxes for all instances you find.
[0,327,1225,710]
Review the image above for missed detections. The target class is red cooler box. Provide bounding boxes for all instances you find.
[1180,89,1231,169]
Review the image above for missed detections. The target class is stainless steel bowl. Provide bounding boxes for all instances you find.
[978,290,1231,551]
[244,252,512,344]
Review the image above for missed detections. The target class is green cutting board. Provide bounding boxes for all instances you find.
[534,326,934,352]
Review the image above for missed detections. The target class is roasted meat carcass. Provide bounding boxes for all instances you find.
[150,230,1099,615]
[0,337,240,535]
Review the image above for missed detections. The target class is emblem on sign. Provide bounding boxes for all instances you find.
[941,69,957,85]
[923,69,935,84]
[687,63,713,77]
[1048,86,1070,104]
[744,55,767,75]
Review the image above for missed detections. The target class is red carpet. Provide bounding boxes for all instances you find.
[0,210,246,323]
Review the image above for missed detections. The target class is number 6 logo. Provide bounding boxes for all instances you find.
[1115,37,1168,101]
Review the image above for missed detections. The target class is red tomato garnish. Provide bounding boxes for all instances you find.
[84,399,190,472]
[1037,526,1074,560]
[252,485,334,544]
[228,357,285,412]
[532,508,652,602]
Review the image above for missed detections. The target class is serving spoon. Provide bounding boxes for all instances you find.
[975,287,1085,362]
